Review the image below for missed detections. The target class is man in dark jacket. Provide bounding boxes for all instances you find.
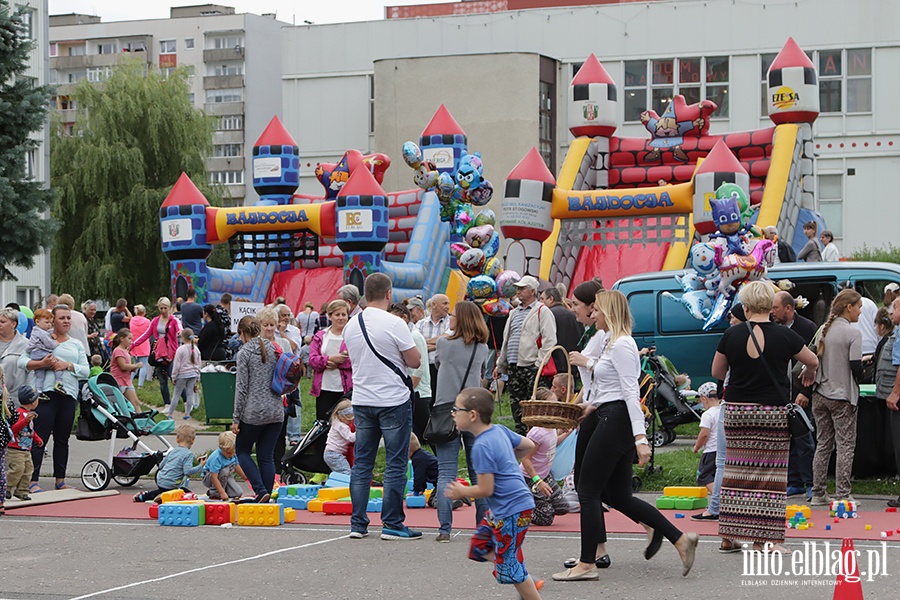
[540,286,582,378]
[764,226,796,263]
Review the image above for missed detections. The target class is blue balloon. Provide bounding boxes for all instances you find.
[16,311,27,334]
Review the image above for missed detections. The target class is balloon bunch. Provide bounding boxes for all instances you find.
[665,183,775,330]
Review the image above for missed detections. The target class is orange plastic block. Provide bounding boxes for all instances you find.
[204,502,236,525]
[306,499,325,513]
[322,501,353,515]
[237,503,283,527]
[318,487,350,501]
[159,489,185,503]
[662,486,708,498]
[284,508,296,522]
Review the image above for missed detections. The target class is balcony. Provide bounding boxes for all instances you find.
[51,52,144,70]
[203,74,244,90]
[213,130,244,144]
[204,101,244,116]
[206,156,245,171]
[203,47,244,63]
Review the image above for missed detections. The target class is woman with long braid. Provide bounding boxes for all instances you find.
[809,289,863,505]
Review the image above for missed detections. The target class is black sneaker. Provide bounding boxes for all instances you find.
[887,497,900,508]
[690,512,719,521]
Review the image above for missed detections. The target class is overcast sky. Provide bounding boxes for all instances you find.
[47,1,443,25]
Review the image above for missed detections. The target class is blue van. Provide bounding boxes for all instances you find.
[612,262,900,383]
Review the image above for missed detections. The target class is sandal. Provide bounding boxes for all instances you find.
[29,483,44,494]
[54,481,74,491]
[719,539,742,554]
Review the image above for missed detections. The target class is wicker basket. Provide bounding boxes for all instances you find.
[520,345,581,429]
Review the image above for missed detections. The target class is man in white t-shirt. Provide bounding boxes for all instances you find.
[343,273,422,540]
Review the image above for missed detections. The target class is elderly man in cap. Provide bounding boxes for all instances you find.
[417,294,451,400]
[885,283,900,315]
[494,275,557,434]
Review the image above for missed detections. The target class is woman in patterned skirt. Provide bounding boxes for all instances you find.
[711,281,818,553]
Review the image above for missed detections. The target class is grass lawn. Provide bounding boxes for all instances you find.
[135,378,900,495]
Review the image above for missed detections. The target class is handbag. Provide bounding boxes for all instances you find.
[424,344,478,445]
[147,339,170,369]
[746,322,814,439]
[535,305,557,378]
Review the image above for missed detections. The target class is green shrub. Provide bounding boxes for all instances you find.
[848,244,900,264]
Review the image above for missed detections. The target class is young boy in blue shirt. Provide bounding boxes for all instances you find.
[202,431,247,500]
[445,387,543,599]
[133,424,205,502]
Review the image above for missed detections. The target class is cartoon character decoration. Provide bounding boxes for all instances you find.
[315,150,391,199]
[665,183,775,330]
[640,95,717,162]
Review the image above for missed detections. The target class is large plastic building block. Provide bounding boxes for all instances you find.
[318,487,350,501]
[369,487,383,499]
[159,503,205,527]
[322,501,353,515]
[406,494,427,508]
[325,472,351,488]
[204,502,236,525]
[277,497,311,509]
[655,497,676,510]
[367,498,383,513]
[786,505,811,520]
[284,507,296,522]
[149,504,158,519]
[673,497,707,510]
[159,489,185,504]
[424,489,434,504]
[280,484,322,498]
[307,499,325,512]
[663,486,708,498]
[237,503,284,526]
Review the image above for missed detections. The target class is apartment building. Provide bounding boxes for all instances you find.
[49,4,287,206]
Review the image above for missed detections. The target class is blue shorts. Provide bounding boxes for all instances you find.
[468,509,532,584]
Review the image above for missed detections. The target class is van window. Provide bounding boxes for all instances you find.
[627,291,655,335]
[659,292,728,334]
[781,278,836,326]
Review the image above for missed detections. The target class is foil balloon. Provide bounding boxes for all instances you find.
[467,275,497,299]
[465,224,493,248]
[437,172,456,203]
[496,270,521,299]
[451,203,475,237]
[482,256,503,279]
[482,298,512,317]
[413,163,438,190]
[402,141,423,168]
[450,242,471,259]
[455,153,484,193]
[16,311,27,334]
[458,248,486,277]
[20,306,34,319]
[481,231,501,259]
[473,209,496,227]
[467,180,493,206]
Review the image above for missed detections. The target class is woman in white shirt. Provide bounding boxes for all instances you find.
[554,290,698,582]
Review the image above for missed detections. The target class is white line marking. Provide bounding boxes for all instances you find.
[67,534,348,600]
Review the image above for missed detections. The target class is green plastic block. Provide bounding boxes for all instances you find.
[369,488,383,499]
[656,496,676,510]
[674,497,708,510]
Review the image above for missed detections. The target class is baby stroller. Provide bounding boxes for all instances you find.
[77,373,176,491]
[280,418,331,485]
[640,351,703,449]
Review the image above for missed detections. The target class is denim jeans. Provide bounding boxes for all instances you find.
[235,420,282,497]
[135,355,150,387]
[435,431,487,534]
[707,405,727,515]
[158,363,173,406]
[350,400,412,533]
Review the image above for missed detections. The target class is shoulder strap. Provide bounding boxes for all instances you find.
[358,313,414,393]
[461,344,478,386]
[745,321,790,405]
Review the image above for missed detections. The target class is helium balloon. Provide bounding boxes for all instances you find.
[16,312,27,333]
[482,256,503,279]
[402,141,423,168]
[481,231,501,259]
[467,180,493,206]
[465,224,493,248]
[467,275,497,299]
[458,248,486,277]
[413,163,438,190]
[451,204,475,236]
[437,172,456,202]
[20,306,34,319]
[450,242,471,259]
[496,270,521,298]
[482,298,512,317]
[473,209,496,227]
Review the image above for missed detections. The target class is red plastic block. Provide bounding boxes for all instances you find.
[204,502,235,525]
[149,504,158,519]
[322,501,353,515]
[886,507,897,513]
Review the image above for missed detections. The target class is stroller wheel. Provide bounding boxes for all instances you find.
[113,474,141,488]
[81,459,111,492]
[281,470,306,485]
[631,476,643,493]
[650,430,668,448]
[664,429,677,445]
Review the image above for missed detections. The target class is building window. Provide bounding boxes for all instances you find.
[368,74,375,135]
[57,96,78,110]
[17,8,33,41]
[16,287,40,310]
[818,174,843,238]
[212,35,243,50]
[25,149,36,179]
[213,63,242,76]
[122,41,146,53]
[214,143,242,157]
[68,45,85,56]
[184,38,195,50]
[217,115,243,130]
[160,67,175,80]
[96,42,116,55]
[624,56,729,122]
[67,71,86,83]
[206,89,242,103]
[49,70,57,84]
[188,92,195,104]
[49,42,57,57]
[538,57,556,171]
[87,67,103,83]
[846,48,872,113]
[159,39,176,55]
[210,170,244,185]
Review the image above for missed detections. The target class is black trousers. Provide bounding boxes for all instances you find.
[412,392,434,447]
[575,401,682,562]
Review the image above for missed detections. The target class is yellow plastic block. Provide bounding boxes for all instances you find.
[159,489,185,504]
[865,525,872,531]
[662,486,708,498]
[237,504,282,527]
[787,505,812,520]
[284,507,296,522]
[167,500,205,505]
[307,499,325,513]
[424,489,434,503]
[318,487,351,501]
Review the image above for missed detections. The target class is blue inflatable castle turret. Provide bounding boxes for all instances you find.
[419,104,467,175]
[334,166,390,292]
[160,173,212,302]
[252,116,300,206]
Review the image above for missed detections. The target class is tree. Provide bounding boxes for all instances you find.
[51,60,224,305]
[0,2,56,280]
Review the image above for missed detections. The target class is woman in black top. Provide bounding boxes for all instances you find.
[198,304,227,361]
[711,281,818,554]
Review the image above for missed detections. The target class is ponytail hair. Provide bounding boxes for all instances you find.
[114,328,131,348]
[237,316,265,362]
[180,328,198,364]
[818,289,862,356]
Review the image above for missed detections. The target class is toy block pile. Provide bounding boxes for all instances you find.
[151,487,291,528]
[829,500,858,519]
[786,505,812,529]
[655,486,708,510]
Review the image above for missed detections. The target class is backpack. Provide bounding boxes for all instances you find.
[271,343,303,396]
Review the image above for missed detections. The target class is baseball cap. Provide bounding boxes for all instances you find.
[885,283,899,294]
[406,296,425,311]
[513,275,540,290]
[697,382,718,398]
[18,386,40,406]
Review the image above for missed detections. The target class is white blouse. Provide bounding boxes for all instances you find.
[588,335,646,437]
[577,330,609,404]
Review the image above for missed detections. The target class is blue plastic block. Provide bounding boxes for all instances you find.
[367,498,384,513]
[283,484,322,498]
[158,504,204,527]
[277,497,310,509]
[426,482,434,491]
[406,494,427,508]
[325,473,351,488]
[674,513,685,519]
[826,525,832,530]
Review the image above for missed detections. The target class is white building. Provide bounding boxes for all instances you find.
[49,4,288,206]
[1,0,51,310]
[282,0,899,255]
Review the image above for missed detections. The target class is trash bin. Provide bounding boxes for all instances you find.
[201,369,236,425]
